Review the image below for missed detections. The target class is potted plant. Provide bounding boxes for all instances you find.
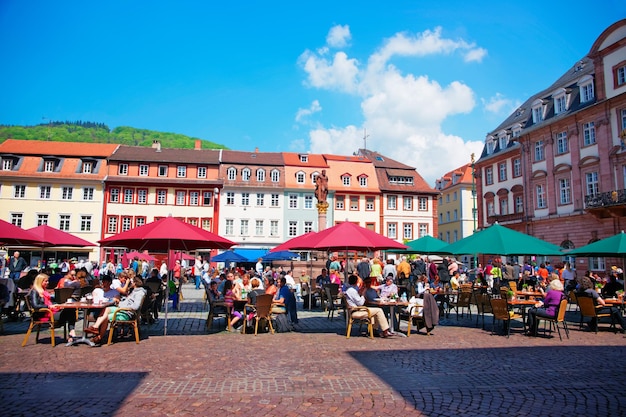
[507,289,515,301]
[522,283,529,291]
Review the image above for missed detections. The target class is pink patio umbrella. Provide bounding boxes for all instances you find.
[99,216,236,335]
[26,224,96,265]
[0,219,41,246]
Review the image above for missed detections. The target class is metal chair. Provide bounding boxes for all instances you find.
[21,294,67,347]
[577,295,615,333]
[242,294,275,335]
[324,284,342,320]
[538,298,569,340]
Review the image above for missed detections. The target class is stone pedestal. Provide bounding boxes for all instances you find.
[316,202,329,231]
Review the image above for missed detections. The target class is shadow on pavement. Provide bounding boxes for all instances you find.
[350,345,626,416]
[0,371,148,417]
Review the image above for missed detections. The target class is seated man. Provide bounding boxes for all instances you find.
[85,276,147,344]
[344,274,392,338]
[379,274,398,299]
[578,276,626,333]
[272,277,298,325]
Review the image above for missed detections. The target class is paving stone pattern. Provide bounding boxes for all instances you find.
[1,283,625,416]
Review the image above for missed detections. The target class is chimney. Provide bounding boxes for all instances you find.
[255,147,259,153]
[152,140,161,152]
[195,139,201,150]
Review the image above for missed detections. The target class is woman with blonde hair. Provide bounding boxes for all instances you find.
[29,273,77,344]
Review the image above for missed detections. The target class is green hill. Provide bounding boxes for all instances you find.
[0,121,228,150]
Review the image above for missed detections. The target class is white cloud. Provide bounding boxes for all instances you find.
[299,50,359,93]
[326,25,351,48]
[295,100,322,122]
[482,93,521,115]
[464,47,487,63]
[299,26,488,185]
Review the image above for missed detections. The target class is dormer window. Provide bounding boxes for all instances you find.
[296,171,305,184]
[242,168,251,181]
[578,75,595,103]
[358,175,368,187]
[82,161,93,174]
[227,167,237,180]
[498,136,507,150]
[555,95,566,114]
[2,157,14,170]
[43,158,59,173]
[271,169,280,182]
[118,163,128,175]
[486,141,494,155]
[299,154,308,163]
[341,174,351,186]
[256,168,265,182]
[531,99,545,124]
[311,171,319,184]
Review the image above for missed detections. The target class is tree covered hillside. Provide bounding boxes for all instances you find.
[0,121,228,150]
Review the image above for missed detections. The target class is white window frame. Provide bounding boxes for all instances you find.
[241,192,250,206]
[40,185,51,199]
[177,166,187,178]
[288,194,298,209]
[559,178,571,205]
[536,184,546,209]
[197,166,207,179]
[359,176,367,187]
[388,195,397,210]
[296,172,305,184]
[80,215,92,232]
[556,132,569,154]
[158,165,168,177]
[534,141,545,162]
[83,187,94,201]
[59,214,71,231]
[387,223,397,239]
[256,193,265,206]
[256,169,265,182]
[227,167,237,180]
[271,169,280,182]
[341,175,351,186]
[270,194,279,207]
[62,187,73,200]
[139,164,149,176]
[242,168,251,181]
[225,219,234,235]
[270,220,279,236]
[118,163,129,175]
[513,159,521,177]
[255,220,263,236]
[14,185,26,198]
[583,122,596,146]
[226,192,235,205]
[585,172,599,197]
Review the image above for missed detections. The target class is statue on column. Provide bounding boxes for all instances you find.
[315,169,329,214]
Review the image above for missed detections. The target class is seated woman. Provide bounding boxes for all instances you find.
[222,279,243,331]
[264,276,277,297]
[416,274,430,294]
[363,278,380,302]
[84,276,146,344]
[526,279,565,336]
[29,273,77,344]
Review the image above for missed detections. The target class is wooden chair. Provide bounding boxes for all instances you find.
[577,295,615,333]
[21,294,67,347]
[499,286,509,299]
[509,281,518,292]
[242,294,274,335]
[490,297,521,338]
[451,291,473,320]
[567,290,578,312]
[344,296,374,338]
[475,293,492,330]
[106,296,147,345]
[206,295,232,332]
[324,284,342,320]
[54,287,75,304]
[538,298,569,340]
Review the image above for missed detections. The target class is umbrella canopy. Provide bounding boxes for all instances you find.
[210,250,249,263]
[27,224,95,247]
[398,235,449,254]
[270,231,318,252]
[439,223,563,256]
[99,217,236,251]
[292,222,407,252]
[262,250,299,261]
[0,219,41,246]
[566,231,626,256]
[124,251,156,262]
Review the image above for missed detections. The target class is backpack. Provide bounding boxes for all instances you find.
[273,313,293,333]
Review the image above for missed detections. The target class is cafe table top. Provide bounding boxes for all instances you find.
[603,298,625,306]
[515,291,544,298]
[51,300,115,309]
[508,299,538,306]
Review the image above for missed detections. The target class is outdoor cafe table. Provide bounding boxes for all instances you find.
[366,299,408,334]
[430,289,458,318]
[604,297,625,313]
[52,299,114,347]
[507,298,537,333]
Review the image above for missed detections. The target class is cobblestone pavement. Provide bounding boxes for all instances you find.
[1,284,625,416]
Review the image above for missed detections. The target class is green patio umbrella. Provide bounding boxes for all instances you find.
[397,235,449,254]
[565,231,626,256]
[439,223,563,256]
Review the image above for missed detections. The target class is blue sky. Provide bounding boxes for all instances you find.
[1,1,623,184]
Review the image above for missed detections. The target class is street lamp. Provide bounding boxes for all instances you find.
[471,153,478,270]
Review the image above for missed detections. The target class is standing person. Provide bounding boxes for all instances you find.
[141,259,149,278]
[382,259,396,281]
[159,260,168,279]
[561,261,575,290]
[396,256,411,285]
[8,251,27,283]
[356,257,371,280]
[193,256,203,290]
[344,274,392,338]
[130,257,139,275]
[427,257,438,285]
[255,258,263,277]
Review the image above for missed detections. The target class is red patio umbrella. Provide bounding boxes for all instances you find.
[270,231,318,252]
[0,219,41,246]
[297,222,407,252]
[98,216,236,335]
[124,251,156,263]
[27,224,96,247]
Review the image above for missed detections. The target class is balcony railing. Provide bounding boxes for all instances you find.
[486,212,525,224]
[584,190,626,209]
